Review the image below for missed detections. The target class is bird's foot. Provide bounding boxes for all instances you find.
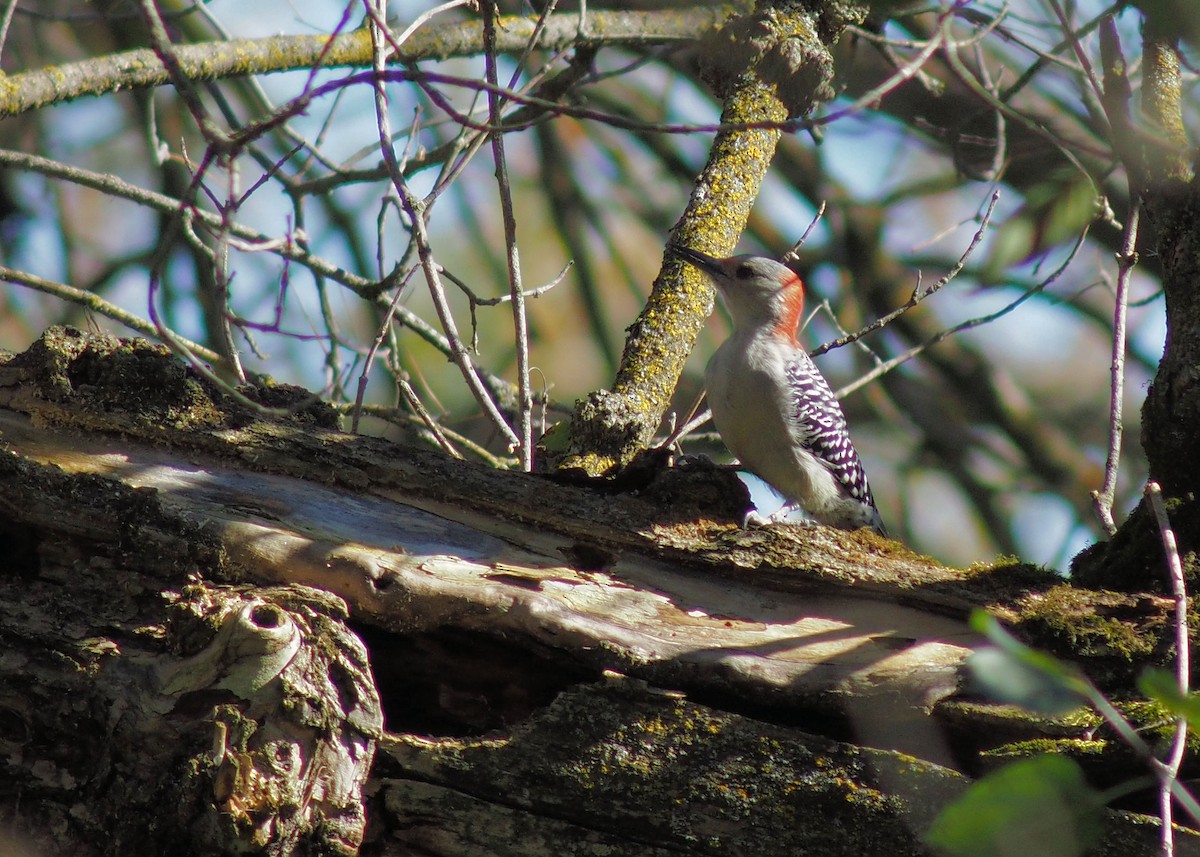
[742,505,813,529]
[741,509,773,528]
[741,502,817,529]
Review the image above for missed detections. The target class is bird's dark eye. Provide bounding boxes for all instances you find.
[735,265,754,279]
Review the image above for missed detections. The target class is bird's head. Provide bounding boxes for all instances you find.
[670,244,805,341]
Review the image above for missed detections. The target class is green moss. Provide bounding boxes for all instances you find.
[981,738,1110,761]
[390,683,964,853]
[1012,584,1160,671]
[971,554,1025,571]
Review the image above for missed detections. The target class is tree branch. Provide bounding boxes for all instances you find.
[0,8,725,118]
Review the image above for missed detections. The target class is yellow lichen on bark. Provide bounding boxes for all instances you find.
[1141,32,1191,183]
[553,7,835,477]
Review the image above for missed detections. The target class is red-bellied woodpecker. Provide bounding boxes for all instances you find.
[672,245,886,535]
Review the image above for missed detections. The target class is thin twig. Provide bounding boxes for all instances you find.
[937,13,1111,170]
[0,266,219,362]
[835,220,1087,399]
[811,0,1008,129]
[812,189,1000,358]
[1091,197,1140,534]
[440,262,571,306]
[508,0,561,88]
[812,23,947,128]
[1078,680,1200,828]
[353,265,419,434]
[138,0,228,147]
[365,0,519,452]
[138,0,250,381]
[0,0,18,62]
[146,263,323,418]
[337,403,512,468]
[660,406,714,452]
[391,0,473,53]
[482,0,534,469]
[212,160,248,383]
[782,201,827,264]
[0,148,387,299]
[995,604,1200,832]
[1044,0,1107,107]
[1147,481,1189,857]
[397,377,463,459]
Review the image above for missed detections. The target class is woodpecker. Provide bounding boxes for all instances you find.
[672,244,886,535]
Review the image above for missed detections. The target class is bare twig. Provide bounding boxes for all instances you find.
[353,265,419,435]
[211,161,248,383]
[365,2,520,453]
[812,189,1000,358]
[781,201,827,264]
[0,266,219,362]
[138,0,228,147]
[1090,12,1152,535]
[835,220,1087,399]
[1091,197,1140,534]
[1044,0,1107,107]
[508,0,562,87]
[391,0,474,53]
[336,402,512,468]
[398,377,463,459]
[811,0,1009,132]
[145,262,324,418]
[0,148,385,299]
[482,0,535,469]
[659,403,714,453]
[937,14,1111,171]
[0,0,18,62]
[1146,481,1190,857]
[440,263,571,307]
[812,23,947,128]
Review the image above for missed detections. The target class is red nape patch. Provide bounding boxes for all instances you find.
[772,271,806,342]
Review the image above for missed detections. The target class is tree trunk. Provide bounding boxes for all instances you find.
[0,327,1191,855]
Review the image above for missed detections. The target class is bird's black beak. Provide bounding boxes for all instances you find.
[668,243,723,276]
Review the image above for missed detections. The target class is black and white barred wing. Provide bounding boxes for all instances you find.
[783,352,878,509]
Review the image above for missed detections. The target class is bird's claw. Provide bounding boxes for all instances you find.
[741,510,772,528]
[740,503,814,529]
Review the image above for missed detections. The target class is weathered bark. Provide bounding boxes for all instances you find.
[0,464,381,855]
[0,327,1192,855]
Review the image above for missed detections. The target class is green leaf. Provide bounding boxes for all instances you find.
[926,756,1104,857]
[966,612,1086,715]
[1138,667,1200,725]
[966,647,1083,716]
[981,172,1098,282]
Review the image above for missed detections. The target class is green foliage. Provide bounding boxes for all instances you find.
[982,172,1098,282]
[966,611,1088,716]
[1139,667,1200,727]
[954,612,1200,853]
[937,614,1104,856]
[925,755,1103,857]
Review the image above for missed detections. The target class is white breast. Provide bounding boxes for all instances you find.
[705,334,856,526]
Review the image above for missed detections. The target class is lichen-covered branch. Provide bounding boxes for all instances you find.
[551,4,859,476]
[0,9,726,118]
